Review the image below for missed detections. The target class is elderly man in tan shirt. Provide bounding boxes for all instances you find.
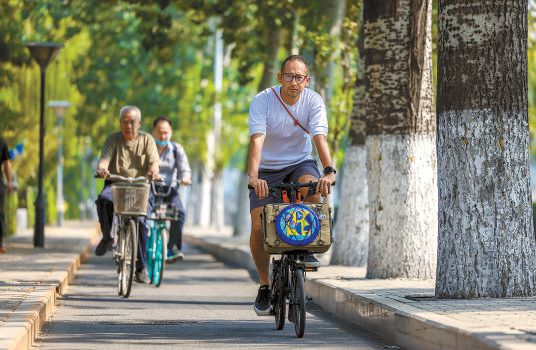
[95,105,159,284]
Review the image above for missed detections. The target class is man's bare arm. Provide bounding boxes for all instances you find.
[147,162,160,180]
[248,134,268,199]
[313,134,336,196]
[96,158,110,178]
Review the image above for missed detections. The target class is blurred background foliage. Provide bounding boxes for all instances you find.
[1,0,536,232]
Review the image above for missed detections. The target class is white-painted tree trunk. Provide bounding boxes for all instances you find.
[364,0,436,279]
[331,145,369,266]
[186,163,201,225]
[198,163,212,227]
[233,172,251,237]
[211,24,224,229]
[366,134,437,278]
[436,0,536,298]
[330,4,369,267]
[211,170,224,229]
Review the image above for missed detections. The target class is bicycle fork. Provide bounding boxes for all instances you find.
[111,214,120,262]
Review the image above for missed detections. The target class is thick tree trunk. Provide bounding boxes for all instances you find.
[364,0,437,279]
[436,0,536,298]
[318,0,346,103]
[232,27,281,237]
[330,8,369,266]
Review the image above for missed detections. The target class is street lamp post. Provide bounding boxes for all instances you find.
[26,42,63,247]
[48,100,70,227]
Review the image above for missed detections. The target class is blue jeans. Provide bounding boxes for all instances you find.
[96,183,153,271]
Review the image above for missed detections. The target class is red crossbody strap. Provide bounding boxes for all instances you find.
[271,87,310,135]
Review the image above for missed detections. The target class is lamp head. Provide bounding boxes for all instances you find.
[48,100,70,118]
[26,42,63,69]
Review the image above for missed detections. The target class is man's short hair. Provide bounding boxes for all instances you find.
[119,105,141,120]
[153,115,173,128]
[280,55,308,73]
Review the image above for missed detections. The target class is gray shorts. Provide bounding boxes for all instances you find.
[249,159,321,211]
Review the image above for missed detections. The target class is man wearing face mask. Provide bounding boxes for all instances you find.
[94,105,160,284]
[152,116,191,262]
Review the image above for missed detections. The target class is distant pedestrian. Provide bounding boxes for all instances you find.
[0,138,14,253]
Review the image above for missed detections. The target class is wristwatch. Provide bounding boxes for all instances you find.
[323,166,337,176]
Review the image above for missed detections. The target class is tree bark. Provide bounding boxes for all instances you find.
[313,0,346,103]
[330,7,369,266]
[364,0,437,279]
[436,0,536,298]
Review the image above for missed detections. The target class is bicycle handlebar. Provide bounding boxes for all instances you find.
[248,180,336,202]
[151,179,180,197]
[94,173,148,183]
[247,180,336,191]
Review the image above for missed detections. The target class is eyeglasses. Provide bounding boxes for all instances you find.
[121,119,139,126]
[281,73,308,83]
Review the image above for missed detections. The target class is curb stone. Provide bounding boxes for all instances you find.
[0,225,97,350]
[185,233,536,350]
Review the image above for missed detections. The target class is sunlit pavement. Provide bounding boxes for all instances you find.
[36,244,387,349]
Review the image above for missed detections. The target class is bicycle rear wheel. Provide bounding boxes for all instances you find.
[292,268,306,338]
[122,219,138,298]
[152,228,166,287]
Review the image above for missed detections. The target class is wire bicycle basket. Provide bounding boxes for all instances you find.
[111,182,150,215]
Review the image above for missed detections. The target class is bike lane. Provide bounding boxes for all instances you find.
[37,237,388,349]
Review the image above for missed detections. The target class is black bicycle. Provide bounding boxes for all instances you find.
[250,181,333,338]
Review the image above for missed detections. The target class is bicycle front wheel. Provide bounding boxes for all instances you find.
[146,225,156,284]
[292,268,306,338]
[152,228,166,287]
[272,261,286,330]
[122,219,138,298]
[117,224,124,296]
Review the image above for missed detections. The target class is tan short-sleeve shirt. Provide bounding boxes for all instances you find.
[100,131,159,178]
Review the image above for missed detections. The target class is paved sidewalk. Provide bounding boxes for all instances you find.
[184,227,536,350]
[0,221,98,350]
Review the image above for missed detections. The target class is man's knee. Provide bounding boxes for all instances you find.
[298,174,320,201]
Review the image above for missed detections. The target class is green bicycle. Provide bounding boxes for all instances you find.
[146,180,179,287]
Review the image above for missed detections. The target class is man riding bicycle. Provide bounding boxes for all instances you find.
[248,55,336,316]
[94,105,160,284]
[151,116,192,262]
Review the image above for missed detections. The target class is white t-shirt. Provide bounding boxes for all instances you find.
[249,86,328,170]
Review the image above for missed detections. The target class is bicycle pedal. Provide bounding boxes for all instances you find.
[305,266,318,272]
